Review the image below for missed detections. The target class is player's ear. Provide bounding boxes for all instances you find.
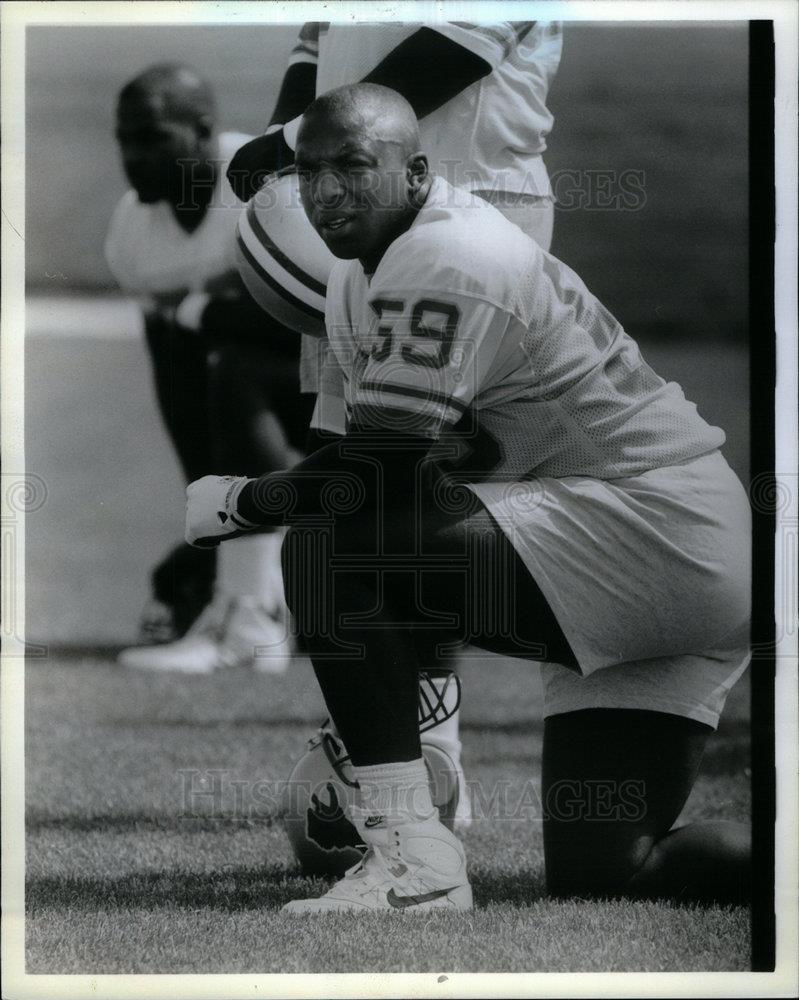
[406,152,429,197]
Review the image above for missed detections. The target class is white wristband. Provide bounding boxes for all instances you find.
[225,477,259,530]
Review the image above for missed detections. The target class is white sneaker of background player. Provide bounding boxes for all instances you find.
[224,596,292,674]
[117,595,291,674]
[282,808,472,914]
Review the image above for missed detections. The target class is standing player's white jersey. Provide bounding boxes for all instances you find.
[288,22,562,196]
[319,177,724,482]
[104,131,251,312]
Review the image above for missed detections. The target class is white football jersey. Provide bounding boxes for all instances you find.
[104,131,251,309]
[289,21,561,196]
[318,177,725,481]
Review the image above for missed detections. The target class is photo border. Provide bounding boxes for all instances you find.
[2,2,797,997]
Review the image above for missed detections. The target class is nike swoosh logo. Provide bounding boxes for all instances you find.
[386,887,457,909]
[364,815,384,828]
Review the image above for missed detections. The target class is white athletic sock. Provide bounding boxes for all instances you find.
[216,532,285,610]
[353,759,435,823]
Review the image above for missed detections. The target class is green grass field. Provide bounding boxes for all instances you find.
[25,652,751,974]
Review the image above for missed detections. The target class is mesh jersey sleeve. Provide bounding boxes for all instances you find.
[432,22,537,68]
[288,22,321,67]
[350,293,514,438]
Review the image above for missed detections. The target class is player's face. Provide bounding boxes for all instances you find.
[115,98,201,204]
[295,124,417,270]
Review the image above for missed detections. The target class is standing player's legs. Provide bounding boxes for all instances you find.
[542,709,751,904]
[207,336,316,672]
[144,313,215,483]
[209,336,313,477]
[149,542,216,640]
[132,314,217,644]
[124,325,315,673]
[187,335,312,672]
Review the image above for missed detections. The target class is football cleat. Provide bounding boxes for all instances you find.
[282,810,472,914]
[117,596,291,674]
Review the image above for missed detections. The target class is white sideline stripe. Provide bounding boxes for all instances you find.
[26,296,144,339]
[237,212,327,315]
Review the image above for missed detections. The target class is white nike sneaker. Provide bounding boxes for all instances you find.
[118,596,292,674]
[282,810,472,914]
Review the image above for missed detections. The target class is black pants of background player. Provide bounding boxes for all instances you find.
[145,307,314,634]
[281,481,751,905]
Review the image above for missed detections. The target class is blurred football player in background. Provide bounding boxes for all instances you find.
[228,20,563,827]
[187,84,751,912]
[106,63,313,672]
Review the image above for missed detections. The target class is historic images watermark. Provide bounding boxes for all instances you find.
[173,158,648,214]
[179,768,648,824]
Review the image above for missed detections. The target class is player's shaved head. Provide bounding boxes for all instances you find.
[118,63,216,124]
[301,83,420,156]
[296,83,431,271]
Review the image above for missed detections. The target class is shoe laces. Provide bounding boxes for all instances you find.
[342,833,407,887]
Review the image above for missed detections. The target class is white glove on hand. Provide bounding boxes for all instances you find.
[185,475,257,548]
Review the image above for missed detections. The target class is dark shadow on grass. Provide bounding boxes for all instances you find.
[27,864,548,912]
[470,866,545,907]
[26,863,332,913]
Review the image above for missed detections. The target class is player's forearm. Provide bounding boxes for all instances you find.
[235,432,434,527]
[361,27,492,118]
[268,62,317,128]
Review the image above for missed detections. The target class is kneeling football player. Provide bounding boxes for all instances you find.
[186,84,751,912]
